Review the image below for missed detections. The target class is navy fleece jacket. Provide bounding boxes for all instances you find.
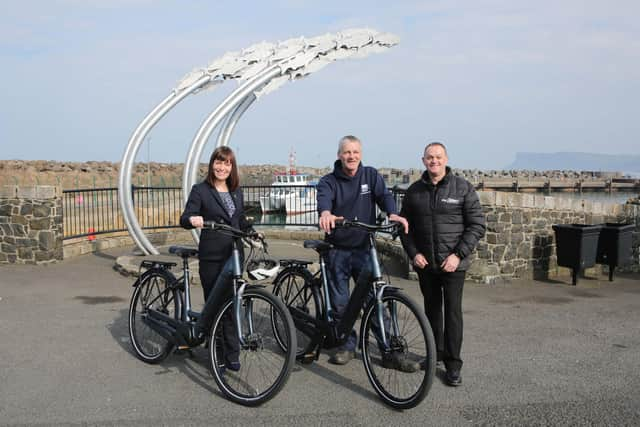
[316,160,398,248]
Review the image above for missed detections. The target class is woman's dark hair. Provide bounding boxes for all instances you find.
[206,146,239,191]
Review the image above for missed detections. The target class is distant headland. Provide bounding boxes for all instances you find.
[508,152,640,175]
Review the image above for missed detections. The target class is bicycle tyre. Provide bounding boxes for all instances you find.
[361,289,436,409]
[128,269,182,364]
[272,267,321,357]
[209,287,296,406]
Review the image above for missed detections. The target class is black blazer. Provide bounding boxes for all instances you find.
[180,181,252,261]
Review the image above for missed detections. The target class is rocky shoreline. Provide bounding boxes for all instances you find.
[0,160,632,190]
[0,160,330,189]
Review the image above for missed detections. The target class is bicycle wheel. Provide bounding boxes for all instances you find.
[272,268,321,357]
[361,289,436,409]
[209,287,296,406]
[128,269,181,364]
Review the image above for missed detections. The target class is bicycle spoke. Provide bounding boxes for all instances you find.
[129,271,179,364]
[361,291,435,409]
[210,289,295,405]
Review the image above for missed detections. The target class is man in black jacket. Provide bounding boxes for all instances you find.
[400,142,485,386]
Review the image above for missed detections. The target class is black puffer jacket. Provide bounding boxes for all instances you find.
[400,168,485,272]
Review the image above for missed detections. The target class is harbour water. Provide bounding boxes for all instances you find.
[252,211,318,228]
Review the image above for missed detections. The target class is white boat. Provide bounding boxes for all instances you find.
[259,173,314,213]
[284,187,317,214]
[259,187,285,213]
[260,149,317,214]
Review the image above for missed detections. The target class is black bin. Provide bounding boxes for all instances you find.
[596,223,635,281]
[552,224,602,285]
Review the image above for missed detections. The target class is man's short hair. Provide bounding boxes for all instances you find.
[338,135,361,154]
[424,141,447,156]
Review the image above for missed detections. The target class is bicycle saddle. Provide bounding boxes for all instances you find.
[279,259,314,266]
[303,240,333,253]
[169,246,199,258]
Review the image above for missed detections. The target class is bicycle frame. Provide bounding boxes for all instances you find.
[275,219,434,409]
[230,238,252,347]
[290,225,400,352]
[317,250,333,322]
[141,226,257,349]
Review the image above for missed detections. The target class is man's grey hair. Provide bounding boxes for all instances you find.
[424,141,447,156]
[338,135,361,155]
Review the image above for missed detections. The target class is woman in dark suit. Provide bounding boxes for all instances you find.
[180,146,252,370]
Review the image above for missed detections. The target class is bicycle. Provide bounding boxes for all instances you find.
[271,219,436,409]
[128,220,296,406]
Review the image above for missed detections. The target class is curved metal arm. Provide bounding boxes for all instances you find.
[183,65,281,197]
[183,66,282,246]
[118,75,213,255]
[216,94,257,148]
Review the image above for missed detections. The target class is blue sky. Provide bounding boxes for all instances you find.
[1,0,639,170]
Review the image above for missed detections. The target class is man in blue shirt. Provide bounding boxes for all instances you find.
[317,135,415,371]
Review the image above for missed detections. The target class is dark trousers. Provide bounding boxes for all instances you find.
[326,247,371,351]
[325,247,388,352]
[416,268,465,372]
[197,258,239,364]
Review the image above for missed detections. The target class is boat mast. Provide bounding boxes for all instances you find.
[289,147,296,176]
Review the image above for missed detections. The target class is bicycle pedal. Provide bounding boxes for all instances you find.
[176,345,197,354]
[299,352,316,364]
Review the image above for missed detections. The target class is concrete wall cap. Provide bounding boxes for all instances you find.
[0,185,18,198]
[521,194,535,208]
[35,186,59,199]
[17,187,37,199]
[478,191,496,206]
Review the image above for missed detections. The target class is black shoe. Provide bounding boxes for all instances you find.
[445,369,462,386]
[226,361,241,372]
[418,355,443,370]
[382,352,420,373]
[329,350,355,365]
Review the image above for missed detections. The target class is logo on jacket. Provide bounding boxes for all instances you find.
[441,198,461,204]
[360,184,370,195]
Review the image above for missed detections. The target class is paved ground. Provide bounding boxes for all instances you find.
[1,240,640,426]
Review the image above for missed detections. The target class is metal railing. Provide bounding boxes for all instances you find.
[64,187,123,239]
[63,186,184,239]
[62,185,407,240]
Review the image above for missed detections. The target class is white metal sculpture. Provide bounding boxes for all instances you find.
[118,28,399,255]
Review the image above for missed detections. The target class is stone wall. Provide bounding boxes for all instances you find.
[380,191,639,284]
[470,191,639,282]
[12,183,632,284]
[0,186,63,264]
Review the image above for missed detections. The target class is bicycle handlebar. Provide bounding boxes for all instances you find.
[202,220,261,240]
[334,219,402,238]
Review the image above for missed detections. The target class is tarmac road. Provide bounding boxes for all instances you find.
[1,240,639,426]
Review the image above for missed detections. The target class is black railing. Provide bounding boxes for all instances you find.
[242,185,319,227]
[63,186,185,239]
[63,185,407,240]
[64,187,124,239]
[391,186,406,212]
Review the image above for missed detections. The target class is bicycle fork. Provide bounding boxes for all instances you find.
[233,280,250,347]
[230,240,255,348]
